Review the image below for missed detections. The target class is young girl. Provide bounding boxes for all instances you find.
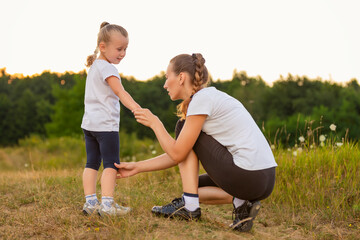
[81,22,141,216]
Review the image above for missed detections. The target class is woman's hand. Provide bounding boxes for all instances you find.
[115,162,139,178]
[133,108,159,129]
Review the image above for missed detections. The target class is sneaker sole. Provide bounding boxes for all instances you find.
[231,201,261,232]
[83,208,98,216]
[152,206,201,221]
[98,209,131,217]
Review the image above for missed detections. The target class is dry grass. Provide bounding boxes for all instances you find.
[0,135,359,239]
[0,168,359,240]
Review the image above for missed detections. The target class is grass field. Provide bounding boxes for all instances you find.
[0,135,359,239]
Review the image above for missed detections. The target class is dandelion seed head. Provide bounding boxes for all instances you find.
[151,150,157,154]
[24,163,29,168]
[298,136,305,143]
[297,148,303,153]
[329,124,336,131]
[319,135,326,142]
[320,142,325,147]
[292,151,297,157]
[336,142,343,147]
[271,145,275,150]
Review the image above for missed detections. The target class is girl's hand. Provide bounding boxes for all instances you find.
[115,162,139,178]
[133,108,159,129]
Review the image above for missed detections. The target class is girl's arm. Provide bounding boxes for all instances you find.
[115,153,177,178]
[134,108,206,163]
[106,76,141,111]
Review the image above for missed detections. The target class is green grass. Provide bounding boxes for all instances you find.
[0,135,359,239]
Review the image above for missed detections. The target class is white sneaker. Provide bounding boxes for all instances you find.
[98,202,131,216]
[82,201,100,215]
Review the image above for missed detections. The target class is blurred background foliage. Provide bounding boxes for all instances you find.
[0,67,359,147]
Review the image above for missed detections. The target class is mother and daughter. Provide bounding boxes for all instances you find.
[80,22,277,232]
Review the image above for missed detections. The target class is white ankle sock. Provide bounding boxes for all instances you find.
[101,196,114,209]
[85,194,99,206]
[233,197,245,208]
[182,193,200,211]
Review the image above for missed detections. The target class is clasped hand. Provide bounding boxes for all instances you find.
[132,108,158,128]
[114,162,138,178]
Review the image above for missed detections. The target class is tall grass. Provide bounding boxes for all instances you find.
[0,130,359,239]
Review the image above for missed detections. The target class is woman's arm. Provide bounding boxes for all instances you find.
[134,108,206,163]
[115,153,177,178]
[107,76,141,111]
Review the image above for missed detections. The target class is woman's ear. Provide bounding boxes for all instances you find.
[179,72,185,86]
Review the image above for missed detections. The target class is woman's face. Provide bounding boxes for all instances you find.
[164,63,182,100]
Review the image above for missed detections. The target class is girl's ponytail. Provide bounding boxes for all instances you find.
[85,47,99,67]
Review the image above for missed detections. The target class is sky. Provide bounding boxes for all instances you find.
[1,0,360,84]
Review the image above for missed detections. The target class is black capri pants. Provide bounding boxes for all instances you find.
[175,120,275,202]
[83,129,120,170]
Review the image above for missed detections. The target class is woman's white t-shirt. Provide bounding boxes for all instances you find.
[81,59,121,132]
[187,87,277,171]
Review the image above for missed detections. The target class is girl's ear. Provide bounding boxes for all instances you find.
[99,42,106,52]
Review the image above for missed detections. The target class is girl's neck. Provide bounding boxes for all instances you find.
[98,54,110,63]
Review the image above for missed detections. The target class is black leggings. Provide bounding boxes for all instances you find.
[175,120,275,202]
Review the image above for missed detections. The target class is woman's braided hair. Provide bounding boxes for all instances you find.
[170,53,209,119]
[85,22,128,67]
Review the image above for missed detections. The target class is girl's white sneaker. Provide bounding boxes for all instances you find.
[98,202,131,216]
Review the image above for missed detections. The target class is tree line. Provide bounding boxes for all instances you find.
[0,68,359,147]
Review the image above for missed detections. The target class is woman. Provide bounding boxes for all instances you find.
[115,53,277,232]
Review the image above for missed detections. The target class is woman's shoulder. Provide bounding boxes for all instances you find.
[194,87,228,99]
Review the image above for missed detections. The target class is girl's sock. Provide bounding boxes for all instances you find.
[101,196,114,209]
[233,197,245,208]
[85,194,99,206]
[182,192,200,211]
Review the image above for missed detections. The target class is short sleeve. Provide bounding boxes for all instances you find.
[101,64,121,82]
[187,90,212,117]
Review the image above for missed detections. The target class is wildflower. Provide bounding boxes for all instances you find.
[329,124,336,131]
[292,151,297,157]
[319,135,326,142]
[336,142,343,147]
[298,136,305,143]
[151,150,157,154]
[294,144,298,148]
[349,224,352,227]
[271,145,275,150]
[94,227,100,232]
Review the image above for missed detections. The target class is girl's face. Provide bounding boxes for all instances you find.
[164,63,182,101]
[100,31,129,64]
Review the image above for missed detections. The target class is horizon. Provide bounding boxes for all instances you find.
[1,0,360,84]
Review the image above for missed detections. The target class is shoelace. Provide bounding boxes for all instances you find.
[160,198,184,211]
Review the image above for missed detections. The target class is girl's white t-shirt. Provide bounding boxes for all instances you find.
[187,87,277,171]
[81,59,121,132]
